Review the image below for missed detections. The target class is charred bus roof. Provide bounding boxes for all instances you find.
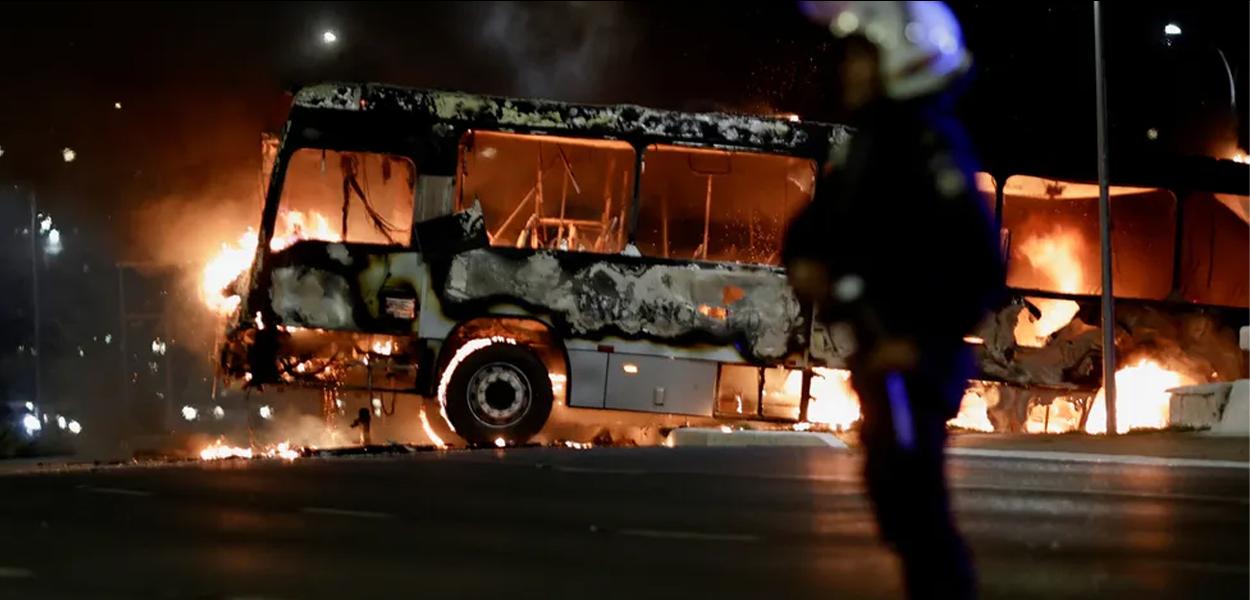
[287,82,849,162]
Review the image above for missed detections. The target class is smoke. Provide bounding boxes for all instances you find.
[475,1,637,101]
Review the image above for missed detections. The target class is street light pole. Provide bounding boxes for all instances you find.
[28,191,42,408]
[1093,1,1118,435]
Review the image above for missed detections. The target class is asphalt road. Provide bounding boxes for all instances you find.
[0,446,1246,599]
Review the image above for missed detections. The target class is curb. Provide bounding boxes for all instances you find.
[664,428,848,448]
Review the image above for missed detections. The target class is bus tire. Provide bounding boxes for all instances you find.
[443,343,553,446]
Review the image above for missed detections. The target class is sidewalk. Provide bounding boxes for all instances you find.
[949,431,1249,463]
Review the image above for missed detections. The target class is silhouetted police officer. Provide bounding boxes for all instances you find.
[787,3,1005,598]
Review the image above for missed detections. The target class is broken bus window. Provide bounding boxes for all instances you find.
[635,145,816,266]
[458,131,636,253]
[279,149,416,246]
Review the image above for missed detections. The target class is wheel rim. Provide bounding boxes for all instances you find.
[466,362,532,428]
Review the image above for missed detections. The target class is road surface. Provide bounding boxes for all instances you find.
[0,446,1246,599]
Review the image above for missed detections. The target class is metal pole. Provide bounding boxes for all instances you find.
[28,192,41,408]
[117,265,130,415]
[1093,1,1118,435]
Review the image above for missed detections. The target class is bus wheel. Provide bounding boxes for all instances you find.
[443,343,553,446]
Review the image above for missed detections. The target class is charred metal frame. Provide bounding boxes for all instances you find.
[220,83,849,416]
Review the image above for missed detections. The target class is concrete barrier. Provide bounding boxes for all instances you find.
[1168,382,1234,429]
[664,427,849,448]
[1210,379,1249,436]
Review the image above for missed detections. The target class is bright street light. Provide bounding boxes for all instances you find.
[321,30,338,44]
[1164,23,1182,36]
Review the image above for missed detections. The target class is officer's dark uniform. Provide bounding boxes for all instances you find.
[784,96,1004,599]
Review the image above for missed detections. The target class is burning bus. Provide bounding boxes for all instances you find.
[211,83,854,445]
[210,82,1248,446]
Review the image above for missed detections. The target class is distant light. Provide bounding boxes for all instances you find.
[113,101,122,110]
[494,437,506,448]
[67,420,82,435]
[45,228,62,255]
[212,405,225,419]
[61,147,76,162]
[0,145,5,158]
[56,415,67,430]
[1146,127,1159,140]
[151,339,167,355]
[39,216,52,234]
[1164,23,1182,36]
[22,414,41,435]
[24,401,34,412]
[258,405,273,420]
[181,405,198,421]
[321,30,338,44]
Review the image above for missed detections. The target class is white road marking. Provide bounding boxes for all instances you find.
[617,528,759,542]
[948,447,1249,470]
[80,486,152,497]
[555,466,647,475]
[955,483,1248,505]
[0,566,34,579]
[301,507,394,519]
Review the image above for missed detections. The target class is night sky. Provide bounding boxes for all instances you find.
[1,2,1246,252]
[0,2,1246,425]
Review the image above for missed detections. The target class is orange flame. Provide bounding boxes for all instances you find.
[201,210,340,315]
[418,404,448,449]
[1085,358,1191,434]
[199,438,300,461]
[1013,226,1086,346]
[787,368,861,431]
[948,388,995,432]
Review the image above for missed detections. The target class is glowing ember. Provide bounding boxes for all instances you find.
[418,404,447,449]
[1085,358,1191,434]
[370,339,395,355]
[199,439,300,461]
[201,210,340,315]
[266,442,300,461]
[199,439,253,460]
[947,388,994,432]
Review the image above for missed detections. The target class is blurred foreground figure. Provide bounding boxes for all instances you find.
[788,2,1004,598]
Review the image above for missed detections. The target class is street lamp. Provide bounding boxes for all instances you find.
[321,30,338,45]
[1163,23,1182,36]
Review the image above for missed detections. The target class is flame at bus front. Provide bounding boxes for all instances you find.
[201,210,340,315]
